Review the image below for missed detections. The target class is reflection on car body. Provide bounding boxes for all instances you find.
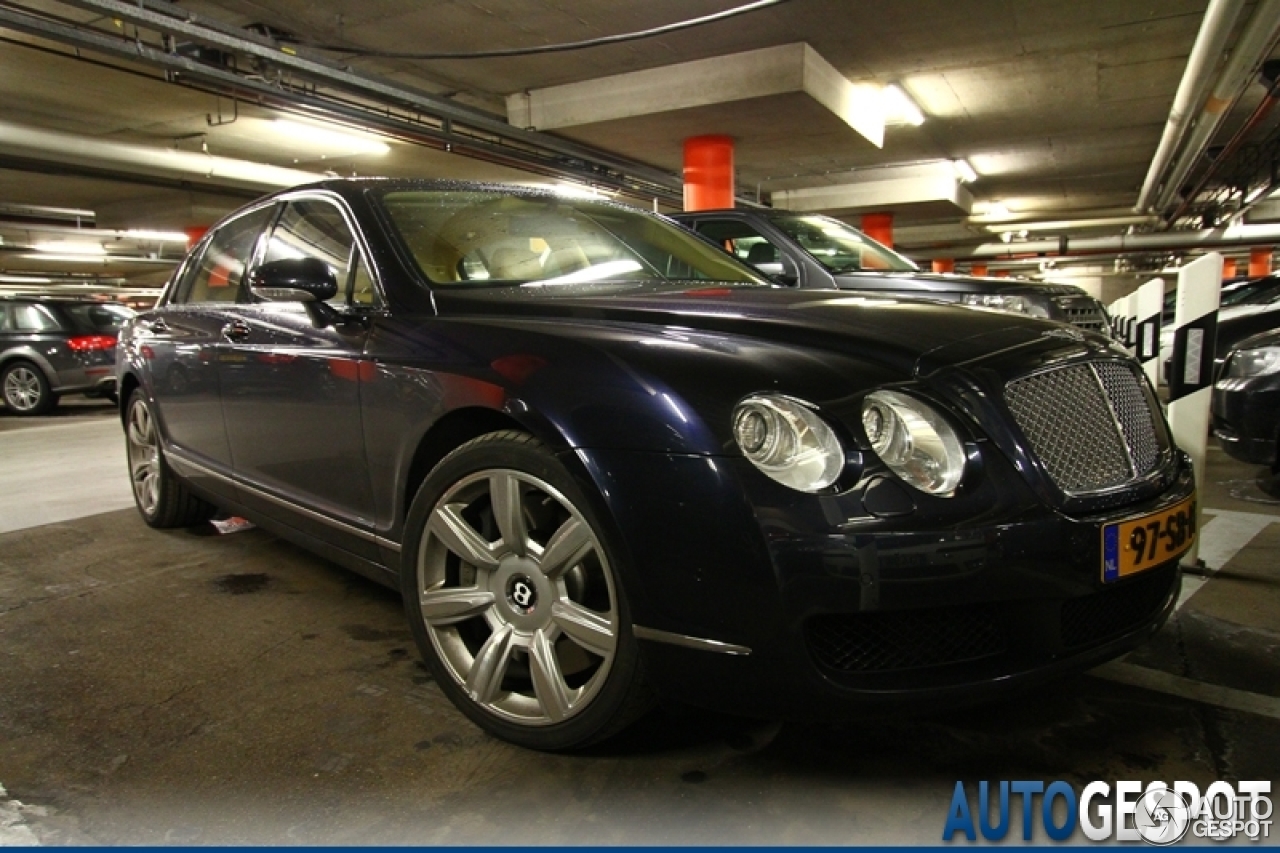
[118,180,1195,751]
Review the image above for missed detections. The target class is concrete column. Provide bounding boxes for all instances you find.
[860,213,893,248]
[683,135,734,211]
[1249,246,1272,277]
[970,263,989,277]
[184,226,208,249]
[932,258,955,274]
[1222,257,1237,280]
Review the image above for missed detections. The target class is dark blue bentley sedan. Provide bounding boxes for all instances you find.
[117,179,1196,750]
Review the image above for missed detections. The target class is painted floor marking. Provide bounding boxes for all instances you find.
[1177,507,1278,611]
[1090,661,1280,722]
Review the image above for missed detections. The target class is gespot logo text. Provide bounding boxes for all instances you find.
[943,779,1272,844]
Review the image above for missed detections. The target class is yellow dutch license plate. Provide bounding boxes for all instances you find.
[1101,495,1196,583]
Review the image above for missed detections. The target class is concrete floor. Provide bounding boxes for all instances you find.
[1,400,1278,845]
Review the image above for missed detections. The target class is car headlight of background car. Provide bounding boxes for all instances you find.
[861,390,966,496]
[1225,345,1280,379]
[960,293,1050,318]
[732,394,844,492]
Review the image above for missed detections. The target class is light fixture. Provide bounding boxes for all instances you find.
[951,159,978,183]
[271,119,390,156]
[882,84,925,126]
[123,229,190,242]
[1244,185,1271,205]
[32,241,106,256]
[0,275,53,283]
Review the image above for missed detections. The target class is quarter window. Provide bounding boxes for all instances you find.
[12,303,60,331]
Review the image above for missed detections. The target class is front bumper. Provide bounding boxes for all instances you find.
[583,446,1194,720]
[1211,374,1280,465]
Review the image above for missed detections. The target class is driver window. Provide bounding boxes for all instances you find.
[261,199,360,306]
[693,219,785,276]
[175,206,275,304]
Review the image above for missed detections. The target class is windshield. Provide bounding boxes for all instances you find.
[770,214,918,273]
[379,191,769,288]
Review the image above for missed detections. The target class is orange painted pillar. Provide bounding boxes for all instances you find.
[184,226,208,248]
[861,213,894,248]
[682,135,735,211]
[971,263,989,277]
[993,269,1010,278]
[1222,258,1237,280]
[932,258,955,274]
[1249,247,1272,277]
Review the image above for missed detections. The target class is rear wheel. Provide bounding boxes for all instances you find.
[2,361,56,415]
[402,431,651,750]
[125,389,215,528]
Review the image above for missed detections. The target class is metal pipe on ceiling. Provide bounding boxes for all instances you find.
[0,119,324,191]
[912,221,1280,259]
[1153,0,1280,214]
[1135,0,1246,213]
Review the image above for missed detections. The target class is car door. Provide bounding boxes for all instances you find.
[139,203,278,496]
[217,193,379,556]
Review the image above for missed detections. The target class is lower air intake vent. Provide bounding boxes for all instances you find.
[806,607,1006,673]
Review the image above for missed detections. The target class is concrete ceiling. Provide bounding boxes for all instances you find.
[0,0,1276,290]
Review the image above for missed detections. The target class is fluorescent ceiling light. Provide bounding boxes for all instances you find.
[882,84,924,126]
[1244,185,1271,205]
[951,159,978,183]
[23,253,108,263]
[32,241,105,256]
[123,229,190,242]
[0,275,53,283]
[272,119,390,156]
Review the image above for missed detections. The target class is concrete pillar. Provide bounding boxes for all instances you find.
[932,258,955,274]
[1249,246,1272,277]
[993,269,1010,277]
[970,263,989,277]
[184,226,208,249]
[683,135,734,211]
[860,213,894,248]
[1222,257,1237,280]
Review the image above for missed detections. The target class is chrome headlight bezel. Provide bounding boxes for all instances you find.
[731,394,845,493]
[1225,345,1280,379]
[860,390,967,497]
[961,293,1050,318]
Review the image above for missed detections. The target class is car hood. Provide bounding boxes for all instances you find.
[830,270,1084,297]
[434,282,1107,378]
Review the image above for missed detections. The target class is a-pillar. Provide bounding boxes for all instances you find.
[1222,258,1237,280]
[861,213,893,248]
[1249,246,1272,277]
[683,135,735,211]
[932,258,955,274]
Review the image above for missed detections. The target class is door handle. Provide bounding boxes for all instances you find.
[221,320,251,342]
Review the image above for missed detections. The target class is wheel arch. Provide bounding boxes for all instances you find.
[0,348,57,382]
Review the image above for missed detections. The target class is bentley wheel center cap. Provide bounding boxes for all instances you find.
[507,574,538,613]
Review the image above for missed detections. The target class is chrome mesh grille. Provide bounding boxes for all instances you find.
[1004,361,1161,495]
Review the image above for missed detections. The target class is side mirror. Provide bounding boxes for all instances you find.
[774,254,800,287]
[249,258,338,303]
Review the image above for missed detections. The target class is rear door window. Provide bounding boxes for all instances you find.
[12,303,60,331]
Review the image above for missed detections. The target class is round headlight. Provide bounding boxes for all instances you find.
[861,390,966,496]
[732,394,844,492]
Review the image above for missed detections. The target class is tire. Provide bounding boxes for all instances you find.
[2,360,56,415]
[402,430,652,751]
[124,389,216,528]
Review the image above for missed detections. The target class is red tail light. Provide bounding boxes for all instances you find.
[66,335,118,352]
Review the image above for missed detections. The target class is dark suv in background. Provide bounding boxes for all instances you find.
[0,295,133,415]
[672,209,1111,335]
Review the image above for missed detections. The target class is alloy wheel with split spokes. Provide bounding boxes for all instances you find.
[2,361,54,415]
[403,431,650,750]
[123,389,215,528]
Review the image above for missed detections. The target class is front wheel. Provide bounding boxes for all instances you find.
[2,361,56,415]
[402,431,651,750]
[125,390,215,528]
